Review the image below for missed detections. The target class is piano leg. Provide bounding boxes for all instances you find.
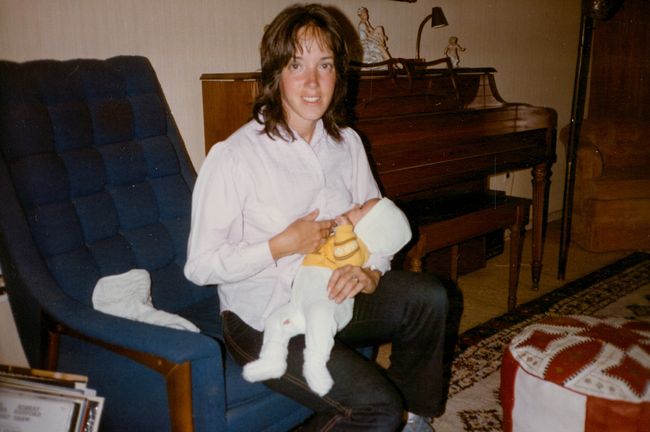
[530,163,551,291]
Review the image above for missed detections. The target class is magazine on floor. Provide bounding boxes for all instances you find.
[0,364,103,432]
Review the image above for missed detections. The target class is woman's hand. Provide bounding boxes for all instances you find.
[327,265,381,304]
[269,209,334,260]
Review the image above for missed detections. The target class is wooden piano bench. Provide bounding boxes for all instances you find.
[400,191,530,311]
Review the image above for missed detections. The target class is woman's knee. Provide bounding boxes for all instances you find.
[385,270,450,317]
[419,272,450,316]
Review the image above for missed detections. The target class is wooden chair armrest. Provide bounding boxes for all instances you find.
[43,315,193,432]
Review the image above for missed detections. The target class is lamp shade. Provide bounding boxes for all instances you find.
[431,7,448,28]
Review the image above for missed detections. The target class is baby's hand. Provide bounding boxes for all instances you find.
[335,215,350,226]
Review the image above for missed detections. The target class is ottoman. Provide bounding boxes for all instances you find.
[501,315,649,431]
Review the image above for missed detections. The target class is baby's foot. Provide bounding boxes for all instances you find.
[303,350,333,396]
[242,357,287,382]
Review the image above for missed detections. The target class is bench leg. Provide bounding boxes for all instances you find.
[508,221,526,311]
[407,236,426,272]
[409,256,423,272]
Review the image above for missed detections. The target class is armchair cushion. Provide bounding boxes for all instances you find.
[585,167,650,201]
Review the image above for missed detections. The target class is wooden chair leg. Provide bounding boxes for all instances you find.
[46,329,60,370]
[42,314,61,370]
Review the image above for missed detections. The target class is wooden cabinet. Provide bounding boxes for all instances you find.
[588,0,650,120]
[201,73,260,153]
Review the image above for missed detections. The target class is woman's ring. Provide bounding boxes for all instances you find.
[352,276,359,284]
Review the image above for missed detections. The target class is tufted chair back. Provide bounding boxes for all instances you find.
[0,56,203,311]
[0,56,311,432]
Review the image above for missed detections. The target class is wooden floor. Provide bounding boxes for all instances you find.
[456,219,628,332]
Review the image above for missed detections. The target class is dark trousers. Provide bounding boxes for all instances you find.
[222,270,450,431]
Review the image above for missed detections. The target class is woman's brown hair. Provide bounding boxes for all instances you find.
[253,4,350,141]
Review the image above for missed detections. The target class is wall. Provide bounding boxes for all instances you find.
[0,293,29,367]
[0,0,581,216]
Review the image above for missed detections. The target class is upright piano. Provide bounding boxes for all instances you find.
[200,58,557,288]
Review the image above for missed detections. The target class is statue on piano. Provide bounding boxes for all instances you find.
[444,36,466,68]
[357,7,392,64]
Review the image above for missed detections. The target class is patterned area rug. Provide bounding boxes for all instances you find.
[435,252,650,432]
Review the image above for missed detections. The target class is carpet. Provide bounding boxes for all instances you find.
[435,252,650,432]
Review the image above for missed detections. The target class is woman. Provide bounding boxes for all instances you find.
[184,4,448,431]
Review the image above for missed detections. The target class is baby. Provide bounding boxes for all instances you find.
[243,197,412,396]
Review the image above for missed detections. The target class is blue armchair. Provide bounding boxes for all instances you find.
[0,56,312,431]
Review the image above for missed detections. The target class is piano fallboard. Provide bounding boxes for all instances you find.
[355,104,555,198]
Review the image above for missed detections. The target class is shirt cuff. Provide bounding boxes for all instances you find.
[364,254,391,275]
[240,240,277,273]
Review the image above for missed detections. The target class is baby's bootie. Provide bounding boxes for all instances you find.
[242,342,288,382]
[303,348,333,396]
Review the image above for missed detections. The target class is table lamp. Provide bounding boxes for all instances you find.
[415,7,448,60]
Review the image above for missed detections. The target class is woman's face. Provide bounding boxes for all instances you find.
[279,27,336,143]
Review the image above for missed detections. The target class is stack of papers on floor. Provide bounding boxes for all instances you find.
[0,364,104,432]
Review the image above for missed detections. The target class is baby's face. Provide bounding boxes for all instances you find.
[344,198,380,226]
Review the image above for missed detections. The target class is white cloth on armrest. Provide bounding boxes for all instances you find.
[92,269,200,332]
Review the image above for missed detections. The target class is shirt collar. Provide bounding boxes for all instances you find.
[283,119,327,150]
[308,120,326,150]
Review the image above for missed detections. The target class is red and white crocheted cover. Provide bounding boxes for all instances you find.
[501,315,649,432]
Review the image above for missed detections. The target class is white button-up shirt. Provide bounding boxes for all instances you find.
[184,119,388,330]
